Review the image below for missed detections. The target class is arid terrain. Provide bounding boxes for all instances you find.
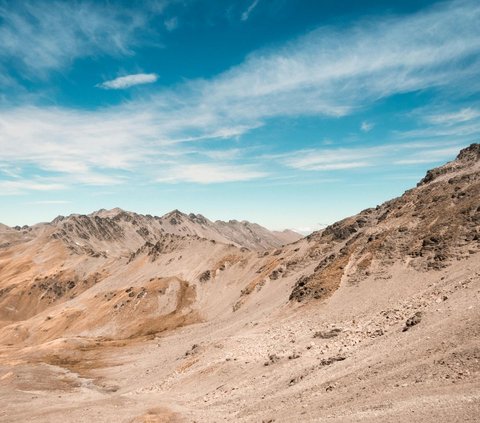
[0,144,479,422]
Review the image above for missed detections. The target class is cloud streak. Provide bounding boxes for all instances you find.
[423,108,480,126]
[25,200,71,205]
[241,0,260,21]
[157,163,267,184]
[280,141,466,172]
[97,73,159,89]
[0,179,66,195]
[0,1,148,81]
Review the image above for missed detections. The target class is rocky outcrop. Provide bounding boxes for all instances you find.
[290,143,480,302]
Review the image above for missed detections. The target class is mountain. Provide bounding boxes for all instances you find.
[0,144,479,422]
[289,142,480,302]
[48,208,302,254]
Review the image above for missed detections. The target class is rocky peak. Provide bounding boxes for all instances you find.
[93,207,125,218]
[163,209,187,225]
[418,142,480,187]
[188,213,209,225]
[51,215,65,225]
[456,142,480,163]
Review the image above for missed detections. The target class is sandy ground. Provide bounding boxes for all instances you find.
[1,255,479,422]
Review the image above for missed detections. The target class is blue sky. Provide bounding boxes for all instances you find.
[1,0,479,231]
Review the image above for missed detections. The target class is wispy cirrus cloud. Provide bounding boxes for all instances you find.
[97,73,159,89]
[398,105,480,140]
[0,1,148,81]
[280,141,466,171]
[281,147,382,171]
[126,0,480,146]
[361,121,374,132]
[0,179,66,195]
[157,163,267,184]
[25,200,71,205]
[164,16,178,31]
[393,145,464,164]
[1,0,480,193]
[241,0,260,21]
[0,103,259,189]
[198,0,480,123]
[0,106,157,191]
[423,107,480,125]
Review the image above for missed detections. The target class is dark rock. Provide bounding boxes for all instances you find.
[322,221,357,241]
[199,270,211,282]
[288,375,304,386]
[313,328,342,339]
[136,227,150,238]
[264,354,280,366]
[319,355,346,366]
[185,344,199,357]
[417,167,449,186]
[456,143,480,162]
[402,312,422,331]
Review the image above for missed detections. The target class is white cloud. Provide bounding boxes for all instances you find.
[0,106,158,191]
[202,148,244,160]
[0,104,266,190]
[0,2,147,79]
[280,141,466,171]
[393,146,464,164]
[241,0,260,21]
[0,180,66,195]
[25,200,71,205]
[164,17,178,31]
[400,105,480,141]
[361,121,374,132]
[398,119,480,140]
[0,164,21,178]
[224,0,477,119]
[97,73,158,89]
[138,0,480,139]
[157,163,267,184]
[282,147,383,171]
[424,107,480,125]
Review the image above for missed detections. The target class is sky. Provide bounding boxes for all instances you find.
[0,0,479,232]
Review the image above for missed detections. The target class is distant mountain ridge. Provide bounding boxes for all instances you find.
[5,208,302,253]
